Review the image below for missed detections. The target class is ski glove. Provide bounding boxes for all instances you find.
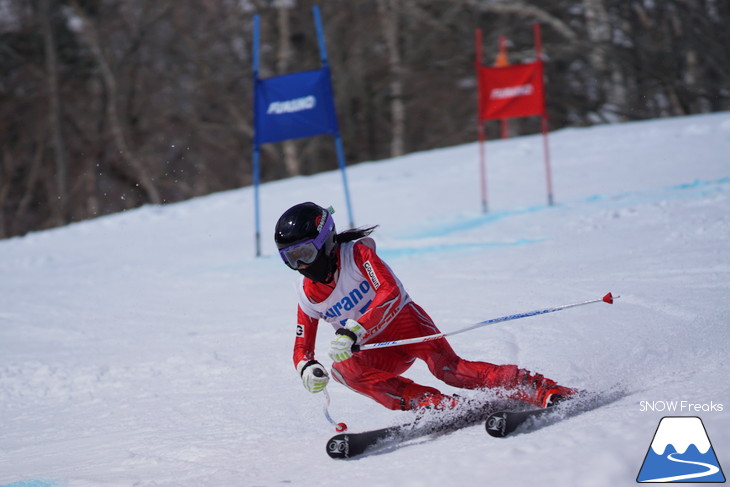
[328,319,366,363]
[297,360,329,393]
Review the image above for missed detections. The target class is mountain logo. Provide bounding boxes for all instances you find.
[637,416,725,483]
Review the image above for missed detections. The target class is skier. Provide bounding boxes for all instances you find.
[275,202,576,411]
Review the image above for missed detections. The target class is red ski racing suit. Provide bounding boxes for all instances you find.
[292,238,572,410]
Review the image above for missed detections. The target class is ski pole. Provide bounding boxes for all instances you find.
[353,292,619,353]
[313,368,348,432]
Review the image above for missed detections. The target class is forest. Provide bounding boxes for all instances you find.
[1,0,728,238]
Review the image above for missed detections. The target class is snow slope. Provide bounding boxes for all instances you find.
[1,112,729,487]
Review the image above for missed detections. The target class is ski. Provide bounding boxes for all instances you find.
[485,385,627,438]
[485,407,554,438]
[327,387,627,457]
[326,424,404,459]
[326,398,513,459]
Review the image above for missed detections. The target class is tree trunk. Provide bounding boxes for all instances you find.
[39,0,70,224]
[15,136,47,234]
[377,0,405,158]
[276,0,300,176]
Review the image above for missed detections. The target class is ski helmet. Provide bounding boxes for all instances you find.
[274,202,337,283]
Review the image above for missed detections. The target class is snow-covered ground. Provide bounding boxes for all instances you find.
[1,112,729,487]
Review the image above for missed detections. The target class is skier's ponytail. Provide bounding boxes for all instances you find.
[335,225,378,243]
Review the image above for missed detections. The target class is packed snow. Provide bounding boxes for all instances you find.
[1,112,729,487]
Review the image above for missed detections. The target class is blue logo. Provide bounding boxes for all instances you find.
[323,281,372,323]
[637,416,725,483]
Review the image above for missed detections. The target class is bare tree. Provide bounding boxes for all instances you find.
[69,1,162,205]
[465,0,578,41]
[0,0,728,239]
[276,0,301,176]
[377,0,406,158]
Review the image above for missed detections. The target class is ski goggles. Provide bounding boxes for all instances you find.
[278,213,334,270]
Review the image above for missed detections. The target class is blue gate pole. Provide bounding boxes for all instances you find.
[313,6,355,228]
[252,15,262,256]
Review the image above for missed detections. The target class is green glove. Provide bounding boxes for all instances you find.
[328,319,366,362]
[297,360,329,393]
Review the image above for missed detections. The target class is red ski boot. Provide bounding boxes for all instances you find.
[511,369,577,408]
[402,383,459,411]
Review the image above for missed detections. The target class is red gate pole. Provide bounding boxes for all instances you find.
[534,22,554,206]
[476,28,488,213]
